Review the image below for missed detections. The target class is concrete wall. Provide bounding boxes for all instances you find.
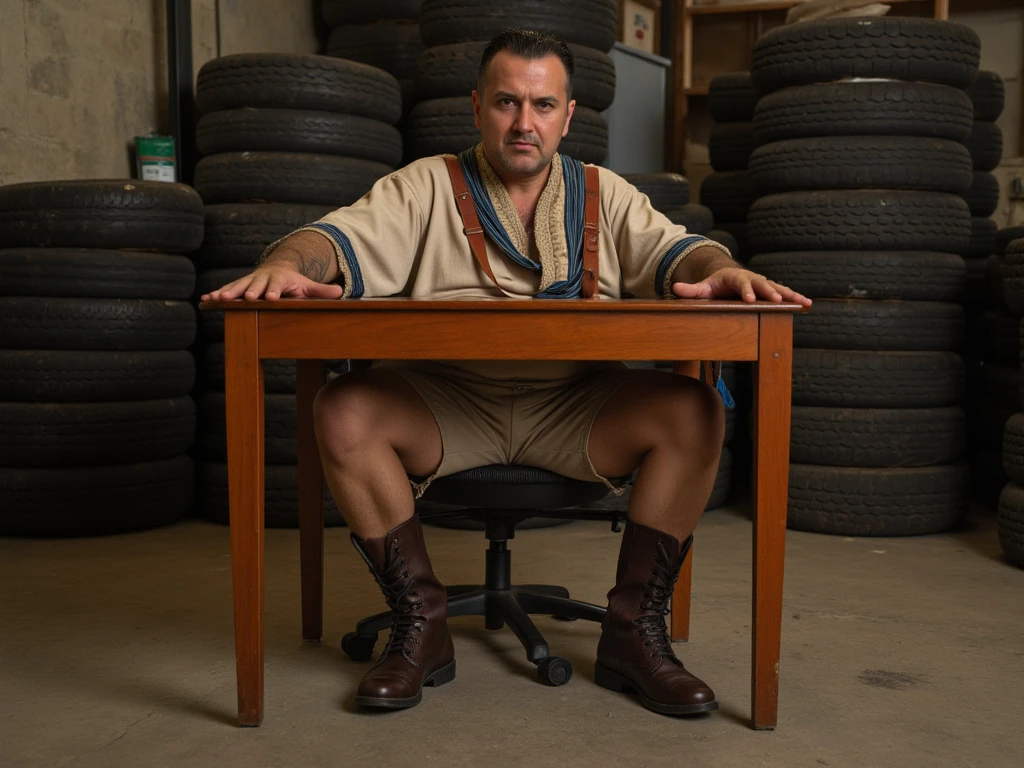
[195,0,320,62]
[0,0,319,186]
[0,0,165,185]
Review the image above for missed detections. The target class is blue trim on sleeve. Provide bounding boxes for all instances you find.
[654,235,707,296]
[305,222,365,298]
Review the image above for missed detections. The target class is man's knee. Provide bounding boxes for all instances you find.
[657,375,726,455]
[312,369,443,476]
[312,372,384,458]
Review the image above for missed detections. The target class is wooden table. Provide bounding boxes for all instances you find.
[200,297,805,729]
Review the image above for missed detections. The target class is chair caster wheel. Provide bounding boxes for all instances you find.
[537,656,573,686]
[341,632,376,662]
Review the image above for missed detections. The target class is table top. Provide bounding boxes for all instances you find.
[200,298,809,313]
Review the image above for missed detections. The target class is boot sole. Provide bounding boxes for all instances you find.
[594,662,719,716]
[355,660,456,710]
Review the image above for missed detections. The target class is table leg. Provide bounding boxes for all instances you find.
[225,311,265,727]
[751,313,793,730]
[297,360,326,643]
[670,361,699,642]
[671,541,692,642]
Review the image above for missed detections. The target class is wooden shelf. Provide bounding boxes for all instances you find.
[687,1,798,14]
[686,0,932,13]
[683,85,710,95]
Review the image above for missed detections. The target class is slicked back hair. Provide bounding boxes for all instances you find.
[477,29,575,100]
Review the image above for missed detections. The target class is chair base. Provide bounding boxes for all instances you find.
[350,583,606,665]
[343,535,607,683]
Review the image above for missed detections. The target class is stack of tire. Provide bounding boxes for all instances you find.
[746,17,980,537]
[704,72,760,262]
[998,237,1024,568]
[0,181,202,536]
[321,0,424,131]
[969,227,1024,501]
[960,71,1008,499]
[191,53,405,527]
[407,0,619,165]
[961,74,1006,348]
[622,173,718,238]
[961,72,1004,261]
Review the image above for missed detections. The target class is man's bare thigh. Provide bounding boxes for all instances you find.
[326,368,443,477]
[587,370,719,477]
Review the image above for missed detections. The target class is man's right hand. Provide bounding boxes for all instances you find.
[201,265,344,302]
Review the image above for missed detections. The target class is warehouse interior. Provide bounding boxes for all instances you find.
[1,1,1023,766]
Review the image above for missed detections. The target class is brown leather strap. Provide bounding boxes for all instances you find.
[582,165,600,299]
[446,154,601,300]
[444,154,505,291]
[703,360,722,388]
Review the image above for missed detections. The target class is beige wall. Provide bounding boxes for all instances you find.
[0,0,319,186]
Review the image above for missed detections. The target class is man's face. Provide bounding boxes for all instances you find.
[472,51,576,178]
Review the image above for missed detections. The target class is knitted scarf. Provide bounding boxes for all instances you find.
[457,147,586,299]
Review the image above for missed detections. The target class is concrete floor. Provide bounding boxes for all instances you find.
[1,505,1022,768]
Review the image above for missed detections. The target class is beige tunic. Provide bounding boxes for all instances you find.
[277,145,730,382]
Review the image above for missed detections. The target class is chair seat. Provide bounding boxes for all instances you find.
[419,464,632,510]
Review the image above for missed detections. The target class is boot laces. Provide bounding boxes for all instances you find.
[635,541,683,665]
[376,544,427,665]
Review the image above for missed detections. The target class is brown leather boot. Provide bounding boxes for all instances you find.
[349,514,455,709]
[595,520,718,715]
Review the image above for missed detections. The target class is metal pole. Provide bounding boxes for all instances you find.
[167,0,195,185]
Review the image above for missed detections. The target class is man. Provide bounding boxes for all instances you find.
[203,29,810,716]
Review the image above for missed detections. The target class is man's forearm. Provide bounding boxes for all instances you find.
[263,230,341,284]
[671,244,738,285]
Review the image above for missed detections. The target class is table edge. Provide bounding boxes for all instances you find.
[200,298,809,313]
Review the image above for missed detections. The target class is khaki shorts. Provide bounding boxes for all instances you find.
[374,360,640,499]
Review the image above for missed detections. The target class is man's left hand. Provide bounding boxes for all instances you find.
[671,267,812,306]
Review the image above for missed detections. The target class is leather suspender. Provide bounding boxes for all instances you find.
[582,165,600,299]
[444,154,600,299]
[444,154,503,290]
